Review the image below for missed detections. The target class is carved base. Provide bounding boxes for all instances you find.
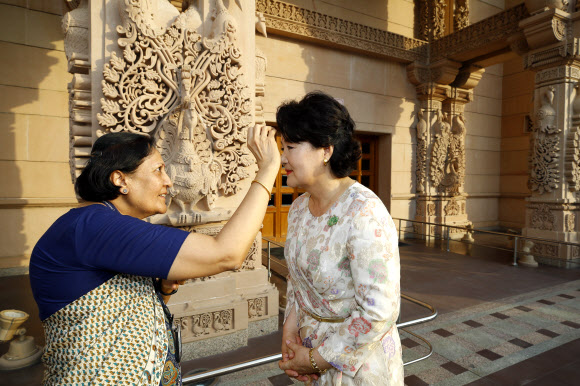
[414,195,471,240]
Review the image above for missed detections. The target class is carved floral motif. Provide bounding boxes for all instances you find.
[430,111,466,194]
[454,0,469,31]
[532,242,558,258]
[416,109,428,192]
[529,87,561,194]
[179,309,234,341]
[97,0,254,225]
[427,203,436,216]
[566,213,576,232]
[444,199,460,216]
[530,204,555,230]
[248,297,267,319]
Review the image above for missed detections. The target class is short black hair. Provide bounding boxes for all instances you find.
[75,132,156,202]
[276,91,361,178]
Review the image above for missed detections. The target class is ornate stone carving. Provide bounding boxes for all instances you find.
[179,309,234,341]
[416,109,428,192]
[433,0,447,40]
[566,127,580,192]
[248,297,267,319]
[454,0,469,31]
[530,203,555,230]
[532,242,558,257]
[430,111,466,194]
[97,0,254,225]
[444,198,460,216]
[256,0,427,63]
[431,4,528,61]
[566,213,576,231]
[529,87,561,194]
[255,47,267,126]
[427,202,436,216]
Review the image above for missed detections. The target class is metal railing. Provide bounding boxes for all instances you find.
[182,239,438,384]
[393,218,580,267]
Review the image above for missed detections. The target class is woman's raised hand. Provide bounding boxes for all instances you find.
[247,124,280,174]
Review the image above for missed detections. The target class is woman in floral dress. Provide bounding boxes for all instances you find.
[277,92,403,385]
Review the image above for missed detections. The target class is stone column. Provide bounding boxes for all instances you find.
[519,5,580,267]
[408,62,484,239]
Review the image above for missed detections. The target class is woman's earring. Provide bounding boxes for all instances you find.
[323,159,328,166]
[122,188,128,194]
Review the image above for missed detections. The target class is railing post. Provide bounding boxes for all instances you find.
[267,240,272,278]
[398,219,402,241]
[446,226,450,252]
[512,236,519,266]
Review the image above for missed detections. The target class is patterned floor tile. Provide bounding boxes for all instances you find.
[476,349,503,361]
[536,328,560,338]
[404,374,430,386]
[490,312,509,320]
[433,328,454,338]
[561,320,580,329]
[440,361,468,376]
[514,305,533,312]
[456,329,505,350]
[455,353,490,371]
[402,337,421,349]
[462,320,483,328]
[508,338,533,349]
[558,293,575,299]
[492,341,524,356]
[479,325,516,341]
[431,338,475,361]
[418,365,455,384]
[519,331,552,345]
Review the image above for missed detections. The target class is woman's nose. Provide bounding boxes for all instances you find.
[164,171,173,188]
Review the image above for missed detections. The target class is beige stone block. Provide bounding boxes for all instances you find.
[501,150,528,174]
[0,0,27,7]
[28,0,65,15]
[501,115,527,138]
[389,198,414,222]
[499,197,526,226]
[386,61,416,99]
[0,85,68,117]
[28,115,69,162]
[385,23,413,39]
[27,8,64,51]
[502,71,535,99]
[474,73,502,100]
[465,95,502,117]
[485,63,503,77]
[500,175,530,194]
[465,135,501,151]
[0,160,76,198]
[466,150,500,175]
[0,4,26,45]
[308,46,351,89]
[391,143,413,172]
[258,36,311,83]
[0,41,69,91]
[0,112,28,161]
[391,171,413,194]
[502,94,533,116]
[392,125,414,144]
[501,135,531,151]
[469,0,505,24]
[503,57,526,76]
[0,206,72,261]
[356,122,395,135]
[464,112,501,138]
[466,197,498,223]
[464,175,500,193]
[350,56,385,95]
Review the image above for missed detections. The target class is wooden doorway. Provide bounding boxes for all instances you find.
[262,134,380,239]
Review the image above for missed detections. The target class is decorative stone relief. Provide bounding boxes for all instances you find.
[530,203,555,230]
[444,198,460,216]
[416,109,428,192]
[454,0,469,31]
[256,0,427,63]
[430,111,466,194]
[178,309,234,341]
[427,203,436,216]
[529,87,561,194]
[248,297,267,319]
[566,127,580,192]
[433,0,447,40]
[532,242,558,258]
[96,0,254,226]
[566,213,576,231]
[431,4,528,61]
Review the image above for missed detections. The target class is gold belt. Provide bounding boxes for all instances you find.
[302,308,346,323]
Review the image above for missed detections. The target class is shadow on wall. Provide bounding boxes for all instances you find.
[0,2,66,345]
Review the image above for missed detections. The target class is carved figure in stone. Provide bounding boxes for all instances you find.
[192,315,204,337]
[529,87,561,194]
[454,0,469,31]
[212,312,225,332]
[444,198,460,216]
[416,109,428,192]
[97,0,254,225]
[566,213,576,231]
[180,317,191,338]
[530,203,555,230]
[430,111,466,194]
[221,309,232,329]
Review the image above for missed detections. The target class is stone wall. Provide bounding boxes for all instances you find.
[0,1,75,274]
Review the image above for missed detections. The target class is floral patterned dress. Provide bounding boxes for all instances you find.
[285,182,403,385]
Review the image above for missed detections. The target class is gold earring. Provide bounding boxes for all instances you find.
[323,159,328,166]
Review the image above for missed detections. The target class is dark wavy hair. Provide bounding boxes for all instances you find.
[276,91,361,178]
[75,132,156,202]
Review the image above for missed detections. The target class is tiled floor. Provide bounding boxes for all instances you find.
[0,239,578,385]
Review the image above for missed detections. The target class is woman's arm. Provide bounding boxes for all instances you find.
[167,124,280,280]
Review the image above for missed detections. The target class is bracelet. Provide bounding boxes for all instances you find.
[309,348,327,374]
[252,179,271,196]
[155,279,178,296]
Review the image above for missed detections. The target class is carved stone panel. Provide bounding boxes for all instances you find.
[530,203,555,230]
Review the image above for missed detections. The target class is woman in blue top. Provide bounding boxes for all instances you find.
[29,125,279,386]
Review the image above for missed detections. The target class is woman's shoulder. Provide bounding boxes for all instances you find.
[343,183,390,219]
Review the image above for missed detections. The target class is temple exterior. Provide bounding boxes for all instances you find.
[1,0,579,357]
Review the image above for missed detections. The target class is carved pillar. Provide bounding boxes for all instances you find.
[520,6,580,267]
[408,61,484,239]
[62,0,278,360]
